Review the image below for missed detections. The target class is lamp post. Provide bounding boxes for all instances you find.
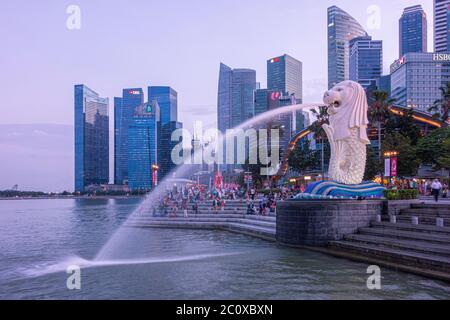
[152,165,159,188]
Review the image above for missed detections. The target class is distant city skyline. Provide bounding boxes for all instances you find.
[0,0,435,132]
[0,0,438,192]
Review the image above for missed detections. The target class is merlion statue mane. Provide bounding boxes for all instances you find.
[322,80,370,185]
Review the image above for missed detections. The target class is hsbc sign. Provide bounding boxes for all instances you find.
[433,54,450,61]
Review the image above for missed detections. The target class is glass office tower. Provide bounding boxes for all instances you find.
[158,121,183,180]
[399,5,428,57]
[148,86,180,180]
[127,101,160,191]
[267,54,303,133]
[434,0,450,52]
[217,63,256,133]
[349,36,383,89]
[390,52,450,112]
[114,88,144,185]
[74,85,109,193]
[148,86,178,126]
[217,63,256,172]
[267,54,303,100]
[328,6,368,89]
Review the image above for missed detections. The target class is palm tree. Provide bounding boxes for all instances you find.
[310,106,329,179]
[369,91,395,161]
[429,82,450,123]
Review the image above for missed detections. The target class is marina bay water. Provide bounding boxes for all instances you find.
[1,198,450,300]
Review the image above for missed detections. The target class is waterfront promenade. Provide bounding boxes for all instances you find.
[129,199,450,283]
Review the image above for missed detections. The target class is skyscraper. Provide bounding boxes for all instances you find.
[399,5,428,57]
[267,54,303,133]
[328,6,368,89]
[217,63,256,172]
[217,63,256,132]
[74,85,109,193]
[114,88,144,185]
[390,52,450,112]
[349,36,383,89]
[148,86,178,126]
[127,101,160,191]
[147,86,180,181]
[158,121,183,180]
[434,0,450,52]
[267,54,303,100]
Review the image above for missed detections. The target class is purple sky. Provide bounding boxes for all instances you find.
[0,0,434,191]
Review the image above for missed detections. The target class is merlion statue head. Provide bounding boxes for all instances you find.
[323,80,370,144]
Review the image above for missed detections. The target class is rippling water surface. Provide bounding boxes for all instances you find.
[0,198,449,300]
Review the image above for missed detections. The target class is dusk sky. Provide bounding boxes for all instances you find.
[0,0,434,191]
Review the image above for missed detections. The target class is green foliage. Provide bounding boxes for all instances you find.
[0,190,47,198]
[288,139,320,174]
[429,82,450,122]
[382,132,420,176]
[364,144,381,181]
[416,128,450,170]
[383,189,419,200]
[438,137,450,169]
[309,105,329,140]
[385,109,421,145]
[369,90,394,125]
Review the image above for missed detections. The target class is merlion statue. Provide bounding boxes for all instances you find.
[322,81,370,185]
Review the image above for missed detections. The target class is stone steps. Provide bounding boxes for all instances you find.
[411,203,450,210]
[400,208,450,216]
[129,217,276,229]
[344,234,450,257]
[371,221,450,235]
[131,213,276,222]
[330,241,450,272]
[328,203,450,281]
[126,214,276,241]
[358,227,450,244]
[391,216,450,227]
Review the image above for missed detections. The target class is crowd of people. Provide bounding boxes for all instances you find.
[386,178,449,202]
[151,177,450,217]
[152,184,303,217]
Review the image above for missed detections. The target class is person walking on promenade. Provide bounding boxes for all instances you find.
[212,197,218,214]
[192,199,198,216]
[442,182,448,199]
[250,188,256,200]
[182,201,188,218]
[431,179,443,202]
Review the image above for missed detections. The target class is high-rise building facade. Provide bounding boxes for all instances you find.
[390,52,450,112]
[148,86,178,126]
[349,36,383,89]
[217,63,256,132]
[74,85,109,193]
[434,0,450,52]
[158,121,183,180]
[379,74,392,96]
[217,63,256,172]
[148,86,180,181]
[267,54,303,133]
[267,54,303,100]
[254,89,282,116]
[328,6,368,89]
[127,101,160,191]
[399,5,428,57]
[114,88,144,185]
